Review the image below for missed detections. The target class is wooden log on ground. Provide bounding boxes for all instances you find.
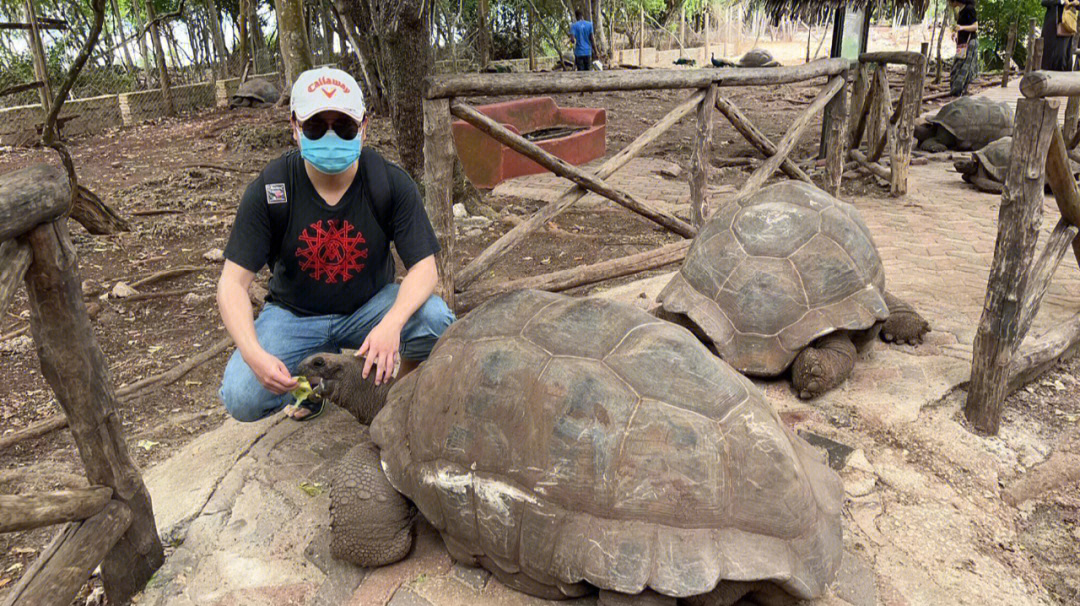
[849,149,892,180]
[0,501,131,606]
[859,51,926,66]
[690,85,718,225]
[1020,71,1080,98]
[824,75,850,197]
[24,220,164,602]
[425,57,852,98]
[455,89,705,290]
[458,240,690,312]
[733,75,845,202]
[422,98,457,307]
[891,59,926,196]
[69,185,130,235]
[0,414,68,452]
[116,335,232,401]
[713,96,812,182]
[1007,311,1080,393]
[966,98,1060,435]
[0,239,31,318]
[450,100,697,238]
[0,486,113,533]
[0,164,70,242]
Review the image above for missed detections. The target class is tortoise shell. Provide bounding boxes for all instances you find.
[371,290,842,599]
[230,78,280,106]
[972,136,1012,184]
[658,181,888,376]
[738,48,780,67]
[928,96,1013,151]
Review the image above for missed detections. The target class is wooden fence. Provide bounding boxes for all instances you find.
[0,164,164,605]
[420,58,854,312]
[846,51,926,197]
[966,70,1080,434]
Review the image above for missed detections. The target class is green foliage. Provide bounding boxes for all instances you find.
[977,0,1045,69]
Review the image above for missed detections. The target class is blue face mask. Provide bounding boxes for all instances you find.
[299,131,361,175]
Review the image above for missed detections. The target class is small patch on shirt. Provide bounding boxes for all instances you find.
[265,183,287,205]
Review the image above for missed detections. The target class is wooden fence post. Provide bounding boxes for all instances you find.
[1065,95,1080,145]
[639,9,645,67]
[824,72,850,197]
[423,98,456,308]
[1002,21,1017,87]
[24,0,53,114]
[1025,19,1038,74]
[966,98,1059,434]
[690,84,718,225]
[24,219,164,603]
[891,59,925,196]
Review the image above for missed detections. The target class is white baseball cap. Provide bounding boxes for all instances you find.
[290,67,365,123]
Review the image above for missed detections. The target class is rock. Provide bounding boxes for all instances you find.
[462,228,484,238]
[85,301,102,320]
[844,471,877,497]
[658,165,684,179]
[111,281,138,299]
[797,430,855,470]
[500,214,524,228]
[459,215,492,230]
[182,292,210,307]
[452,203,468,219]
[203,248,225,262]
[82,279,103,297]
[846,449,875,474]
[1,335,34,355]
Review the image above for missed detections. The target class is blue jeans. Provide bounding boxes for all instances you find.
[219,283,455,422]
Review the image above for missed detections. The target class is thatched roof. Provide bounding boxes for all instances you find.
[761,0,930,22]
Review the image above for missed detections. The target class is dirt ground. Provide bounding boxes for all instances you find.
[5,70,1074,605]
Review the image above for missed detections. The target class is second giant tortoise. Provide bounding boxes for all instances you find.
[954,136,1012,193]
[300,290,844,605]
[228,78,280,108]
[914,96,1013,152]
[658,181,930,398]
[738,48,780,67]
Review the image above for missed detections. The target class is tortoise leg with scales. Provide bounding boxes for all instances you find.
[299,290,844,605]
[657,181,930,399]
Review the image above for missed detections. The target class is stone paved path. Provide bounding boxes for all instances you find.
[137,86,1077,606]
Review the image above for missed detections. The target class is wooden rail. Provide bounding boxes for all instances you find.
[422,59,854,312]
[0,164,164,604]
[967,97,1080,434]
[845,51,926,197]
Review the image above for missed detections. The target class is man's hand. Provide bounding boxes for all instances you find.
[357,317,403,385]
[244,348,297,394]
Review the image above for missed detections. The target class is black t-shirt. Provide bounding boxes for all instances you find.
[957,6,977,46]
[224,150,440,316]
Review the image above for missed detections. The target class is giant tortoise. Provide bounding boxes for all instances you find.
[657,181,930,399]
[738,48,780,67]
[299,290,844,605]
[228,78,280,108]
[914,96,1013,152]
[954,136,1012,193]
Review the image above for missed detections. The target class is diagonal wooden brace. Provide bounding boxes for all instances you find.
[454,89,706,290]
[450,100,698,239]
[714,96,812,182]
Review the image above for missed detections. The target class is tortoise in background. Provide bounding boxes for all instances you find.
[954,136,1012,193]
[303,290,844,605]
[228,78,280,108]
[738,48,781,67]
[914,96,1013,152]
[658,181,930,399]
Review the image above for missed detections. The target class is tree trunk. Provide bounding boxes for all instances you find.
[143,0,175,115]
[110,0,136,71]
[478,0,490,69]
[237,0,250,75]
[205,0,229,75]
[275,0,315,90]
[377,0,432,180]
[320,0,336,60]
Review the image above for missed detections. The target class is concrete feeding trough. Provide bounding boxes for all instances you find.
[451,97,606,189]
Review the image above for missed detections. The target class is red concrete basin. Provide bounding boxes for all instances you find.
[451,97,607,190]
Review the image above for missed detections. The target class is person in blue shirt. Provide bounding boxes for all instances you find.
[569,11,595,71]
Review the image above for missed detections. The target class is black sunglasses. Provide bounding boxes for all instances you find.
[300,115,359,141]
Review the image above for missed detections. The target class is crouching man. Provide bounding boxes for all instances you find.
[217,67,454,422]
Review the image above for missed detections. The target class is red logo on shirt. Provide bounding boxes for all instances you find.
[295,219,367,283]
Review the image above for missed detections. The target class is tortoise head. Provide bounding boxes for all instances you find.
[913,121,933,143]
[297,352,391,425]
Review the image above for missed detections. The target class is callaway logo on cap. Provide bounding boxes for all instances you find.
[291,67,366,123]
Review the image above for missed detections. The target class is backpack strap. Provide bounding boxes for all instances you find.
[264,151,294,267]
[358,148,394,240]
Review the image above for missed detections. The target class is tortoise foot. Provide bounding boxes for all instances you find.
[970,174,1004,194]
[881,292,930,345]
[329,437,415,567]
[922,140,948,153]
[791,333,856,399]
